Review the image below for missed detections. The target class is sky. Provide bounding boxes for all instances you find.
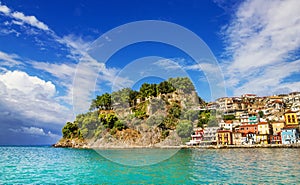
[0,0,299,145]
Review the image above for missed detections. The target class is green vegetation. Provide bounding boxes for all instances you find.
[223,114,235,120]
[176,120,193,138]
[89,93,112,111]
[258,110,264,118]
[62,122,82,139]
[197,110,218,127]
[61,76,210,144]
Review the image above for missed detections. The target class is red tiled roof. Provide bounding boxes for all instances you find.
[258,122,268,125]
[285,110,296,114]
[239,124,258,127]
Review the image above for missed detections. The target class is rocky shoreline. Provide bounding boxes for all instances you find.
[53,139,300,149]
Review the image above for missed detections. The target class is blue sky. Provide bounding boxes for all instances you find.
[0,0,299,145]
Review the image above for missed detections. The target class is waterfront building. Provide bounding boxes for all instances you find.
[237,124,258,144]
[281,126,299,144]
[232,132,243,145]
[200,127,218,145]
[270,133,282,144]
[186,128,203,146]
[217,130,232,145]
[256,122,270,144]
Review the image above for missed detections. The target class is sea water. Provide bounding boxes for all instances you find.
[1,146,299,184]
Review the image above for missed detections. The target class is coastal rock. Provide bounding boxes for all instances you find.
[53,138,88,148]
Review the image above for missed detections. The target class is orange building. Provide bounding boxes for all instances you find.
[238,124,258,135]
[217,130,232,145]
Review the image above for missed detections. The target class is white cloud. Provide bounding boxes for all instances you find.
[10,126,60,139]
[1,70,55,96]
[154,59,183,70]
[55,34,92,60]
[31,57,128,114]
[11,11,49,31]
[0,4,10,15]
[221,0,300,96]
[0,70,73,124]
[0,51,21,67]
[72,56,123,113]
[0,4,49,31]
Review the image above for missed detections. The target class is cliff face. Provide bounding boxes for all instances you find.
[55,77,202,148]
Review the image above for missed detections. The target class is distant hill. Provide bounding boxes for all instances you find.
[54,77,207,148]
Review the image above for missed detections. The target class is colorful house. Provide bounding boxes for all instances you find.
[281,126,299,144]
[217,130,232,145]
[271,121,285,135]
[237,124,258,144]
[270,132,282,144]
[248,113,258,124]
[284,110,299,125]
[186,128,203,145]
[256,122,270,144]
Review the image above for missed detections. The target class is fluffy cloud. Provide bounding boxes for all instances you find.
[11,11,49,31]
[0,4,49,31]
[221,0,300,96]
[0,4,10,14]
[0,70,73,125]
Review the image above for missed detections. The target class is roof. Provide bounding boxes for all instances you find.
[239,124,258,128]
[285,110,296,114]
[271,121,285,123]
[283,125,299,129]
[217,130,231,133]
[258,122,268,125]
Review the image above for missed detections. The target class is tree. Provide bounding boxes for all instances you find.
[89,93,112,110]
[168,77,195,93]
[105,113,118,129]
[258,110,264,118]
[62,122,80,139]
[184,110,199,122]
[139,83,157,98]
[157,81,175,94]
[146,114,165,126]
[114,120,126,131]
[198,111,210,126]
[168,103,181,119]
[176,120,193,138]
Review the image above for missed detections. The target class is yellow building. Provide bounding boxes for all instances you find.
[271,121,285,135]
[257,122,269,144]
[217,130,232,145]
[284,110,299,125]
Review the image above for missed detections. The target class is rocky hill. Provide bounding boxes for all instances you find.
[54,77,206,148]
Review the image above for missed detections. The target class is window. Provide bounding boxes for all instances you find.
[292,115,296,123]
[287,115,291,123]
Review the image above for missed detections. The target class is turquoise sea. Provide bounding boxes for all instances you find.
[1,146,300,184]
